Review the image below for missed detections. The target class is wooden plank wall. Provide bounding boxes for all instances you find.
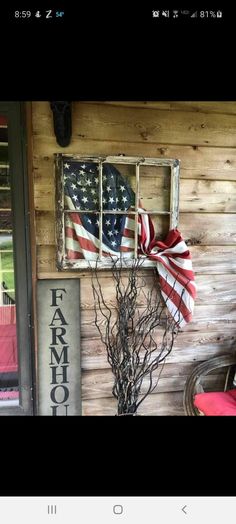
[32,101,236,415]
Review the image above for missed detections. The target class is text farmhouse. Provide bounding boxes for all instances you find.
[37,279,81,416]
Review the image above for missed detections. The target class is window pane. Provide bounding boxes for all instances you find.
[0,144,8,165]
[138,213,170,256]
[64,159,99,211]
[139,165,171,212]
[101,213,135,259]
[0,235,15,302]
[0,189,11,209]
[64,211,136,261]
[0,167,10,188]
[65,212,100,260]
[0,210,12,231]
[102,162,136,212]
[0,118,19,407]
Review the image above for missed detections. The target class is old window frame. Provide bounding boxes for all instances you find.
[55,154,180,270]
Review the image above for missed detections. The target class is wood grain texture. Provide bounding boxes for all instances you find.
[80,304,236,339]
[81,330,236,370]
[78,274,236,310]
[32,102,236,147]
[32,271,232,314]
[82,365,226,400]
[82,391,185,416]
[80,274,157,309]
[33,145,236,184]
[179,213,236,245]
[35,211,55,245]
[34,185,55,211]
[36,245,236,275]
[191,246,236,274]
[179,179,236,213]
[33,143,236,181]
[37,245,56,272]
[196,275,236,303]
[92,101,236,115]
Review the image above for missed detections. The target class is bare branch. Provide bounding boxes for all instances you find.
[90,258,181,415]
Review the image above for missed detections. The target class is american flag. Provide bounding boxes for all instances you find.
[64,160,136,259]
[138,215,197,327]
[63,160,196,327]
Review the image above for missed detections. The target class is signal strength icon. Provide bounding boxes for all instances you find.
[191,11,197,17]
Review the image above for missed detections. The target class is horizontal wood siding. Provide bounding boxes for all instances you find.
[92,101,236,115]
[82,392,186,416]
[32,101,236,415]
[81,330,236,370]
[33,102,236,147]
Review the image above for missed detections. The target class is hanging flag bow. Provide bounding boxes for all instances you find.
[63,160,196,327]
[138,214,197,327]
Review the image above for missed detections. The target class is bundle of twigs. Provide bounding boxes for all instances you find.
[91,257,182,415]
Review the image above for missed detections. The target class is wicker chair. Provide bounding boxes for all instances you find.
[183,354,236,416]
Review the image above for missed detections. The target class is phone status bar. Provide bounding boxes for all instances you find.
[152,9,223,19]
[10,9,65,20]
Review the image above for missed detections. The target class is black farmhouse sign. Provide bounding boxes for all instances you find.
[37,279,81,415]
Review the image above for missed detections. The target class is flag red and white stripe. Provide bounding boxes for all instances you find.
[65,212,136,260]
[138,212,196,327]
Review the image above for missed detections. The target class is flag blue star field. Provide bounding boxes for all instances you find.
[64,160,136,259]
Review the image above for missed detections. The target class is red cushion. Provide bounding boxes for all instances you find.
[0,305,16,325]
[194,389,236,416]
[0,323,18,372]
[0,390,19,400]
[0,306,17,373]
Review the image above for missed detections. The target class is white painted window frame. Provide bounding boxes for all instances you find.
[55,154,180,270]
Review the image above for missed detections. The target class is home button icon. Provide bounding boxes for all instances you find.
[113,505,123,515]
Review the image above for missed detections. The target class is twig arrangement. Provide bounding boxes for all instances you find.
[91,257,182,415]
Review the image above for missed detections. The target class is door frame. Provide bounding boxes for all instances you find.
[0,101,34,415]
